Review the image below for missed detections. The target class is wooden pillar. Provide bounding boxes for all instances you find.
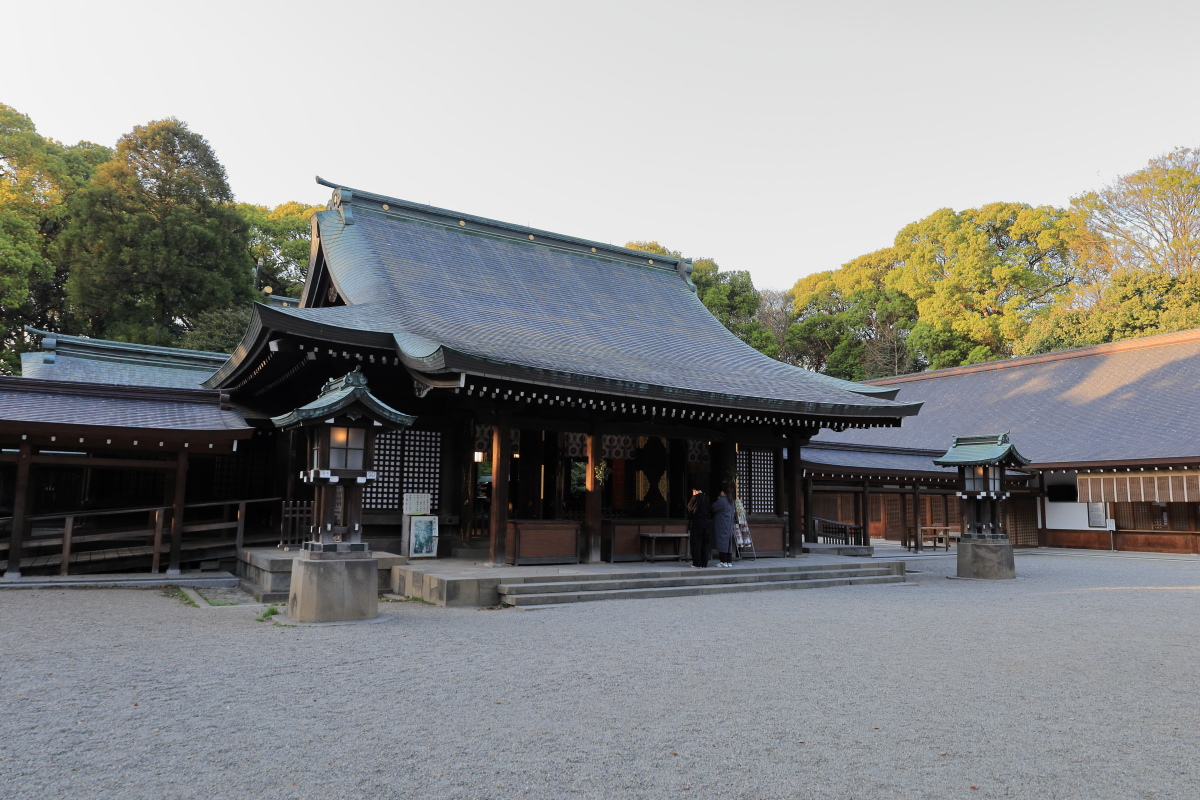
[59,516,75,576]
[583,428,603,563]
[3,441,33,579]
[167,450,189,575]
[859,481,870,547]
[803,472,815,543]
[911,482,921,553]
[460,418,477,539]
[785,446,803,557]
[489,420,511,564]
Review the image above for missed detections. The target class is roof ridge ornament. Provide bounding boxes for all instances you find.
[677,258,696,292]
[328,187,355,226]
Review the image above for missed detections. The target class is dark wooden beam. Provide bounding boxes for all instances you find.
[3,442,33,578]
[488,419,511,565]
[167,451,189,575]
[786,449,803,556]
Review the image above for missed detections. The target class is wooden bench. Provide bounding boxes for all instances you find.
[639,532,689,562]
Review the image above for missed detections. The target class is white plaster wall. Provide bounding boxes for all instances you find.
[1042,470,1104,530]
[1044,499,1091,530]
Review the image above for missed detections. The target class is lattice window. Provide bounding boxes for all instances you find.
[404,431,442,509]
[362,430,442,511]
[363,431,404,509]
[736,449,776,515]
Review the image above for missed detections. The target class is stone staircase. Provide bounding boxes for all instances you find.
[497,561,905,607]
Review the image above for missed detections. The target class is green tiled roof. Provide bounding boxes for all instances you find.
[933,433,1031,467]
[22,328,228,389]
[271,369,415,430]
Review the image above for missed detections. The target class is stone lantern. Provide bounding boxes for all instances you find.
[272,369,414,621]
[933,433,1029,580]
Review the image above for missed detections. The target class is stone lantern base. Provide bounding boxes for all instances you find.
[957,536,1016,580]
[288,550,379,623]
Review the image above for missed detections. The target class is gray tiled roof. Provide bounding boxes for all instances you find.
[0,378,250,434]
[21,330,227,389]
[801,443,957,476]
[815,329,1200,465]
[232,184,920,420]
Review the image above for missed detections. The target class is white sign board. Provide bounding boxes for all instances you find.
[403,493,432,516]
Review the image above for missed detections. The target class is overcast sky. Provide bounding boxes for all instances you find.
[7,0,1199,290]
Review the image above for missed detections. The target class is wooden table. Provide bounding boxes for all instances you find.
[640,532,690,562]
[918,526,960,551]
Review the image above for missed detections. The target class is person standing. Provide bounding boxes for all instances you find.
[687,486,713,568]
[712,488,735,567]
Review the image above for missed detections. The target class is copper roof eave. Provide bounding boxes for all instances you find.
[0,419,251,441]
[435,352,923,420]
[207,306,923,423]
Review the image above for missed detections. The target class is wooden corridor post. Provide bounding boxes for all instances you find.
[786,445,803,556]
[489,420,511,565]
[167,450,189,575]
[583,429,603,563]
[3,441,33,579]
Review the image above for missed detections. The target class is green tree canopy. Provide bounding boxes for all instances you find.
[0,104,110,371]
[888,202,1081,368]
[788,248,919,379]
[240,201,325,298]
[59,118,253,345]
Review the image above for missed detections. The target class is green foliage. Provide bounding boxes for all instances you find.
[787,248,920,378]
[0,104,110,372]
[1018,270,1200,354]
[60,118,253,345]
[180,306,252,353]
[239,201,324,297]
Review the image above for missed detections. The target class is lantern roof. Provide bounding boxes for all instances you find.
[270,369,415,430]
[932,433,1031,468]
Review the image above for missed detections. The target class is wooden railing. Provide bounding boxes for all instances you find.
[0,497,281,576]
[811,517,868,547]
[280,500,313,549]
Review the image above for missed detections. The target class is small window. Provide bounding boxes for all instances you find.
[330,426,365,470]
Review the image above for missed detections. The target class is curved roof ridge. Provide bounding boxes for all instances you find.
[869,327,1200,386]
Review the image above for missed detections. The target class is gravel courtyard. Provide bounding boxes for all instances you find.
[3,551,1199,799]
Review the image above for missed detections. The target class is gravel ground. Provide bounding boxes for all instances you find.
[3,551,1200,799]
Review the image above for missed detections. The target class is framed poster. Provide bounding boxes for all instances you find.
[1087,502,1107,528]
[409,515,439,558]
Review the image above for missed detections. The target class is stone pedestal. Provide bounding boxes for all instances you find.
[288,552,379,623]
[957,538,1016,580]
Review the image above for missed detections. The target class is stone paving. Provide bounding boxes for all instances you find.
[3,548,1200,799]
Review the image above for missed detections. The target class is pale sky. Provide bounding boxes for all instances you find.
[7,0,1199,291]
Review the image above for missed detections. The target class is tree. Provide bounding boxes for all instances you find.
[59,118,253,345]
[787,248,919,379]
[1073,148,1200,278]
[0,104,110,371]
[888,203,1081,369]
[1018,269,1200,354]
[181,306,252,353]
[239,201,325,298]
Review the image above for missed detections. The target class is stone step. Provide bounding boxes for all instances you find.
[501,573,904,606]
[500,561,881,586]
[499,567,896,597]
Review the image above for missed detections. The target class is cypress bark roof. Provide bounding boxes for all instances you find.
[207,181,921,423]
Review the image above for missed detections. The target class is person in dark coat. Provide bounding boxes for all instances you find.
[687,486,713,568]
[711,488,735,567]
